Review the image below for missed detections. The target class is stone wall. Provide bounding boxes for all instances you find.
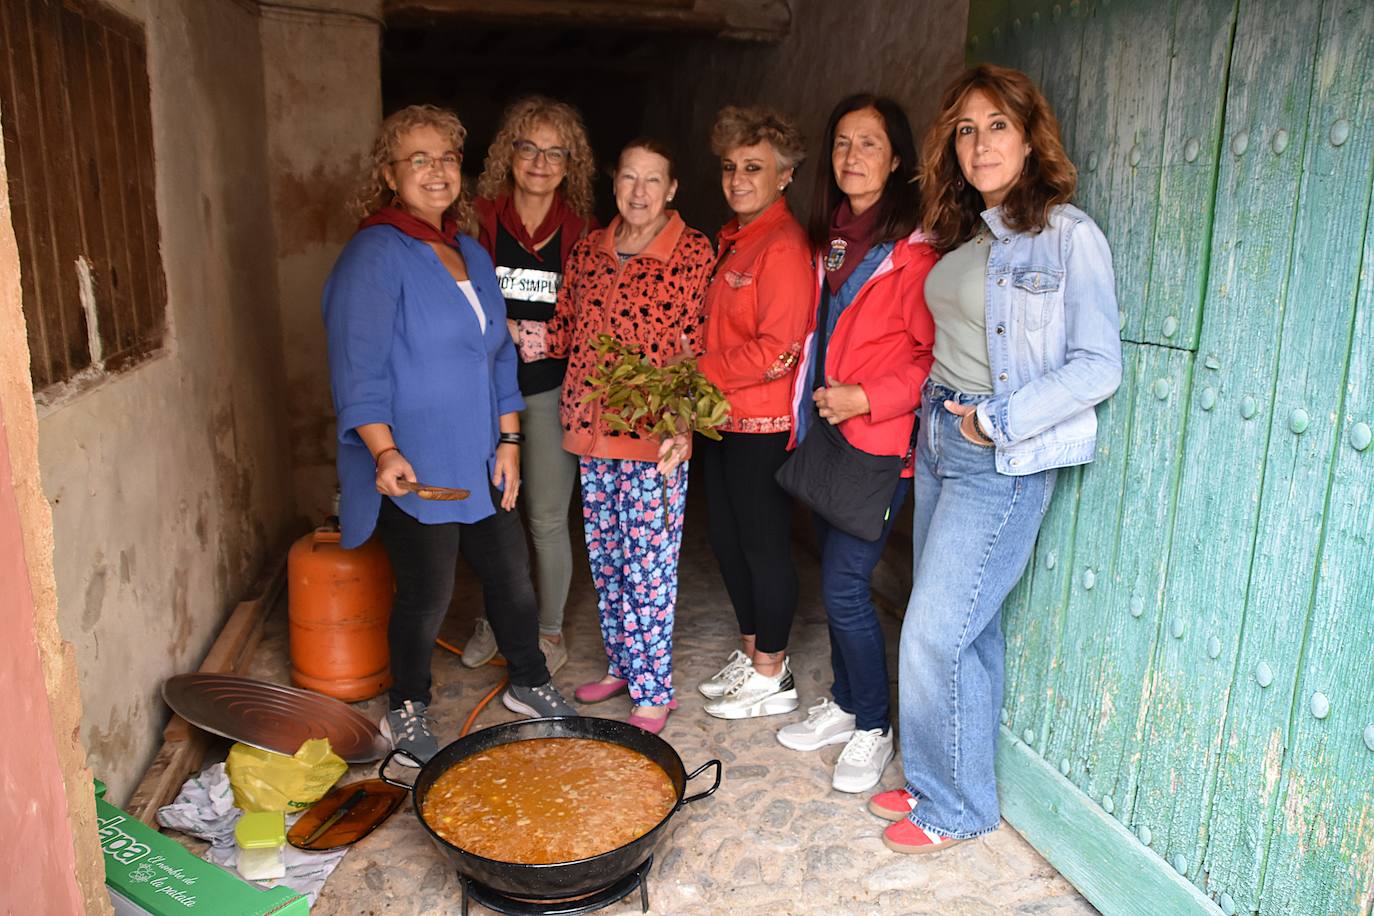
[33,0,296,802]
[0,106,110,916]
[647,0,968,235]
[260,0,383,526]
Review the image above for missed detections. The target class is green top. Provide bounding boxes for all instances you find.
[925,226,994,395]
[235,810,286,849]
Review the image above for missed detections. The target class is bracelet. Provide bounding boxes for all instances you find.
[971,412,993,444]
[373,445,399,465]
[498,432,525,446]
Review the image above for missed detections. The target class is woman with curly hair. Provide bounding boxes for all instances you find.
[869,65,1122,854]
[462,96,598,675]
[323,104,575,764]
[692,106,813,722]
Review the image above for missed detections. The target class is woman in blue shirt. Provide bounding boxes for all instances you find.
[323,104,574,764]
[871,66,1122,853]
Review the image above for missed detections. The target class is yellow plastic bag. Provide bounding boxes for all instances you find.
[227,738,347,812]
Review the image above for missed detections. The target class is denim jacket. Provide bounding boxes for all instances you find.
[972,203,1123,475]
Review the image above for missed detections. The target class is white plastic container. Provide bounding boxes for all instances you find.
[235,810,287,881]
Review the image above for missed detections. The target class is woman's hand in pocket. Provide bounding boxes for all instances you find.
[947,400,994,447]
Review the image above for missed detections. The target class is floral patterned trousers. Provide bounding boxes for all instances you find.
[579,457,688,707]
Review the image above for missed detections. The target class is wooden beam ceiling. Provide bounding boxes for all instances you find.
[382,0,791,42]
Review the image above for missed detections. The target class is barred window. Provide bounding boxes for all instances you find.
[1,0,166,397]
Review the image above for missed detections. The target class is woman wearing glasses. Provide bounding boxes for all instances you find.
[467,97,599,675]
[324,104,576,765]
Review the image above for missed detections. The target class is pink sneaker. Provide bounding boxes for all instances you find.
[573,677,629,704]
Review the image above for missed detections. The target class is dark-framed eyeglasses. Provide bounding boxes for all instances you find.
[390,151,462,172]
[513,139,570,165]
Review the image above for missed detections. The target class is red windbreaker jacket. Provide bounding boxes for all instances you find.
[787,229,938,476]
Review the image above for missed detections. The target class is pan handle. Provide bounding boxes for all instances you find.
[681,759,722,805]
[378,749,422,789]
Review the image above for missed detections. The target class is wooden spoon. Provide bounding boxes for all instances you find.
[397,480,470,501]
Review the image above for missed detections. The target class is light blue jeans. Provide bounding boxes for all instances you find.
[898,381,1056,839]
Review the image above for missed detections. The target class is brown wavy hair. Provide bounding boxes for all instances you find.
[475,95,595,219]
[710,105,807,171]
[351,104,475,233]
[919,65,1076,253]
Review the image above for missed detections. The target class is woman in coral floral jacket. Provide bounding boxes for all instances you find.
[522,138,713,734]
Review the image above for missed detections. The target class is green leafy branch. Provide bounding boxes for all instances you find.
[580,334,731,441]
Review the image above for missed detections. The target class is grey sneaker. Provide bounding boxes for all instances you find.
[503,680,577,718]
[704,663,799,720]
[461,617,499,668]
[776,698,857,751]
[832,727,894,794]
[698,649,752,698]
[539,635,568,676]
[380,700,439,766]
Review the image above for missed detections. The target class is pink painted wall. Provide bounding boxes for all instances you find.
[0,404,85,913]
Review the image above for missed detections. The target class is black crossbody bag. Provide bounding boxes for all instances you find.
[775,287,917,542]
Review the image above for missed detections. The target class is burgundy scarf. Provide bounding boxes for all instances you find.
[824,198,883,293]
[494,192,577,262]
[358,204,460,249]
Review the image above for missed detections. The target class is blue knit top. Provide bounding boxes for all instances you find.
[323,225,524,548]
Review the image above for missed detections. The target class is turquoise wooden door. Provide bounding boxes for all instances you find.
[967,1,1374,914]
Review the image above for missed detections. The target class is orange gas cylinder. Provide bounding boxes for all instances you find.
[288,527,394,702]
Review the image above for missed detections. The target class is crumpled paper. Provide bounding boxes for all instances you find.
[157,762,348,905]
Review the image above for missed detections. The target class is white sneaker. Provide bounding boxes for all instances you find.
[832,727,894,794]
[776,698,856,751]
[703,663,799,719]
[698,649,753,698]
[461,618,498,668]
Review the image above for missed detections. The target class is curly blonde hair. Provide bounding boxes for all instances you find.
[475,96,595,219]
[351,104,475,233]
[709,105,806,171]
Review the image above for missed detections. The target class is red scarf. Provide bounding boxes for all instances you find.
[358,205,460,249]
[824,198,883,293]
[493,193,577,262]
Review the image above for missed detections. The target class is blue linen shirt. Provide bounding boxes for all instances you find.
[323,226,524,547]
[795,241,894,445]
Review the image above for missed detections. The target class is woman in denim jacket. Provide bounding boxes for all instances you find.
[870,65,1122,853]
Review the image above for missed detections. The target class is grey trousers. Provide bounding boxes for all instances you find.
[517,386,577,634]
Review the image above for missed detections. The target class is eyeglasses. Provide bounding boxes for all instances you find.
[390,152,462,172]
[513,139,570,165]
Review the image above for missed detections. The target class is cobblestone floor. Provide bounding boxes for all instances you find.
[240,495,1093,915]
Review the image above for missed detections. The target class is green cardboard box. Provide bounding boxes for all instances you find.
[96,780,308,915]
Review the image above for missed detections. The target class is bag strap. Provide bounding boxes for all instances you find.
[902,412,919,469]
[811,285,834,393]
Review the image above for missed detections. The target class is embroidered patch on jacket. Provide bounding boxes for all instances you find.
[762,342,802,381]
[824,238,848,272]
[729,415,792,434]
[724,269,754,289]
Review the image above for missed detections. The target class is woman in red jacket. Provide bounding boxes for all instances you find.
[694,106,814,721]
[775,94,937,796]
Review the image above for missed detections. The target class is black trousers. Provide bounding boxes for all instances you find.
[697,430,798,654]
[375,495,549,707]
